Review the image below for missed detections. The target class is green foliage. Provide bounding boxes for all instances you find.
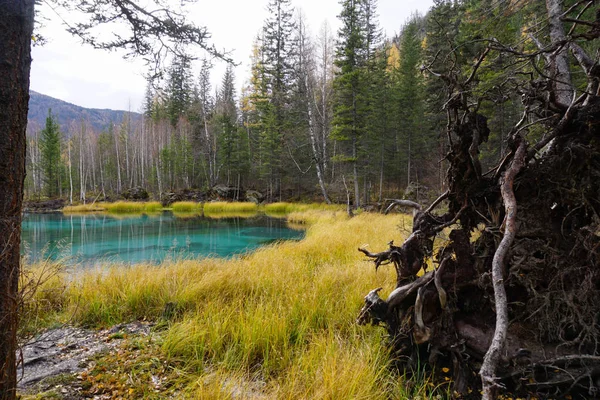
[166,54,193,127]
[39,109,63,198]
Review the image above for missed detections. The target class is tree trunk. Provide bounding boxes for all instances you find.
[0,2,34,399]
[306,78,331,204]
[115,126,122,194]
[68,140,73,205]
[79,123,86,203]
[545,0,573,107]
[352,138,360,209]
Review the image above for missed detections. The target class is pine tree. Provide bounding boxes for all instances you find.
[263,0,296,124]
[257,0,297,198]
[166,53,193,127]
[393,17,428,191]
[423,0,463,190]
[216,65,243,186]
[332,0,373,208]
[39,109,62,198]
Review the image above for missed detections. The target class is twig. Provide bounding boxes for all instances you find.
[431,202,468,235]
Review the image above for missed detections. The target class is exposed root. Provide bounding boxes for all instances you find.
[355,98,600,398]
[480,139,527,400]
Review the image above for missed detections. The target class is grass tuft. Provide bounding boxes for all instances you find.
[203,201,258,214]
[171,201,202,213]
[64,201,164,214]
[264,202,343,216]
[63,203,106,213]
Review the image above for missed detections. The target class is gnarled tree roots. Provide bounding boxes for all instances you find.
[356,99,600,399]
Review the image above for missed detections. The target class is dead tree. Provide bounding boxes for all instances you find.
[356,2,600,398]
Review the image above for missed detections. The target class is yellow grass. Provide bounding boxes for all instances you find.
[263,202,344,216]
[62,203,106,213]
[203,201,258,215]
[24,211,444,398]
[63,201,163,214]
[171,201,203,212]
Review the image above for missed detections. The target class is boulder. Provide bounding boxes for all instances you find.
[245,190,264,204]
[211,184,238,200]
[23,199,65,213]
[122,186,149,201]
[161,189,206,206]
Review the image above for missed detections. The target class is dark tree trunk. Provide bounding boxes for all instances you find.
[0,1,34,399]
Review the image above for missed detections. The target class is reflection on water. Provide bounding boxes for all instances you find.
[21,212,304,265]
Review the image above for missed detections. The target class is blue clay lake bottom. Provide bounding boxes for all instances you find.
[21,212,304,265]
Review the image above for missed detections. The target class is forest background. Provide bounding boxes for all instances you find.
[25,0,588,208]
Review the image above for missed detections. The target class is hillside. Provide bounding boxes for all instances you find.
[28,91,141,133]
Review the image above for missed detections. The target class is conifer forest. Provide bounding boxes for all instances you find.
[24,0,535,206]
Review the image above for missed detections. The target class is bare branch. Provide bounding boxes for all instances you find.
[424,190,448,214]
[383,199,422,215]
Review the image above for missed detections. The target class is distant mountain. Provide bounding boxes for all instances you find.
[28,91,141,133]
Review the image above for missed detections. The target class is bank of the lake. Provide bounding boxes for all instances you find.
[20,211,445,399]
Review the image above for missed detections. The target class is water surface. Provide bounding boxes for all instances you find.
[21,212,304,265]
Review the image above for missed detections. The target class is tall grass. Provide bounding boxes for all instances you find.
[171,201,202,213]
[264,202,343,215]
[19,260,67,339]
[203,201,258,214]
[28,211,441,398]
[63,201,163,214]
[143,201,163,212]
[62,203,106,213]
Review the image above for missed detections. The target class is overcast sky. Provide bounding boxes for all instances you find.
[31,0,434,113]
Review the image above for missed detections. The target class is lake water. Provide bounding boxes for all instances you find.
[21,212,304,264]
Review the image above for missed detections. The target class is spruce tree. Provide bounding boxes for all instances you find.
[166,53,193,127]
[332,0,371,208]
[258,0,297,198]
[216,65,243,186]
[39,109,62,198]
[393,17,427,191]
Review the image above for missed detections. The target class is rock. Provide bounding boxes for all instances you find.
[17,322,153,393]
[161,189,206,206]
[122,186,149,201]
[245,190,264,204]
[211,184,239,200]
[17,327,107,389]
[23,199,65,213]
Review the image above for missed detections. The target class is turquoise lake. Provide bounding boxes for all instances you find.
[21,212,304,264]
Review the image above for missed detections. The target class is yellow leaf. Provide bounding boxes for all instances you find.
[442,367,450,373]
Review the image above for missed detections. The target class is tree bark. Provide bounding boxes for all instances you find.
[545,0,573,106]
[0,1,34,399]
